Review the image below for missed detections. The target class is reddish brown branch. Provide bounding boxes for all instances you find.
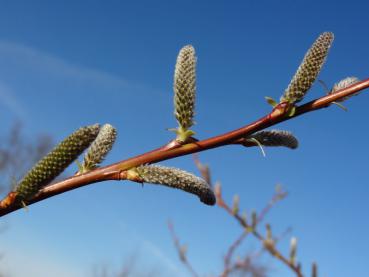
[1,78,368,217]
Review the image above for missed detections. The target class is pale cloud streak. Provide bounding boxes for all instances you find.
[0,40,150,92]
[0,81,27,119]
[0,40,160,121]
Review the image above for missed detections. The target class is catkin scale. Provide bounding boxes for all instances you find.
[15,124,100,201]
[280,32,334,103]
[136,165,215,205]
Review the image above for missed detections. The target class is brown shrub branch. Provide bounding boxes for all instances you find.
[0,78,368,217]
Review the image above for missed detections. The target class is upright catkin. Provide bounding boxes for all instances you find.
[15,124,100,201]
[280,32,334,103]
[80,123,117,173]
[174,45,197,134]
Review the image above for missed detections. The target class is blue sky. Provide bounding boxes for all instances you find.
[0,1,368,276]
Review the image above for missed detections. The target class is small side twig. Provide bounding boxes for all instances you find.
[167,220,199,277]
[193,153,211,185]
[257,186,288,224]
[221,230,250,277]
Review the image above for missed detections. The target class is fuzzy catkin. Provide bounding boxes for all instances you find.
[136,165,215,205]
[247,130,298,149]
[280,32,334,103]
[330,77,360,102]
[15,124,100,201]
[174,45,196,130]
[81,123,117,172]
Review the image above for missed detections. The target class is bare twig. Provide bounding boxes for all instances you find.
[0,78,368,216]
[221,230,250,277]
[257,186,288,224]
[167,221,199,277]
[193,154,212,185]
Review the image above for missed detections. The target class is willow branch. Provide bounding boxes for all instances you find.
[0,78,368,217]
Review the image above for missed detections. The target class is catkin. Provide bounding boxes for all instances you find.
[15,124,100,201]
[174,45,197,131]
[329,77,360,102]
[80,123,117,173]
[280,32,334,103]
[247,130,298,149]
[136,165,215,205]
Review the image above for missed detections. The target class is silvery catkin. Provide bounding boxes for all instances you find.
[329,77,360,102]
[136,165,215,205]
[80,123,117,173]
